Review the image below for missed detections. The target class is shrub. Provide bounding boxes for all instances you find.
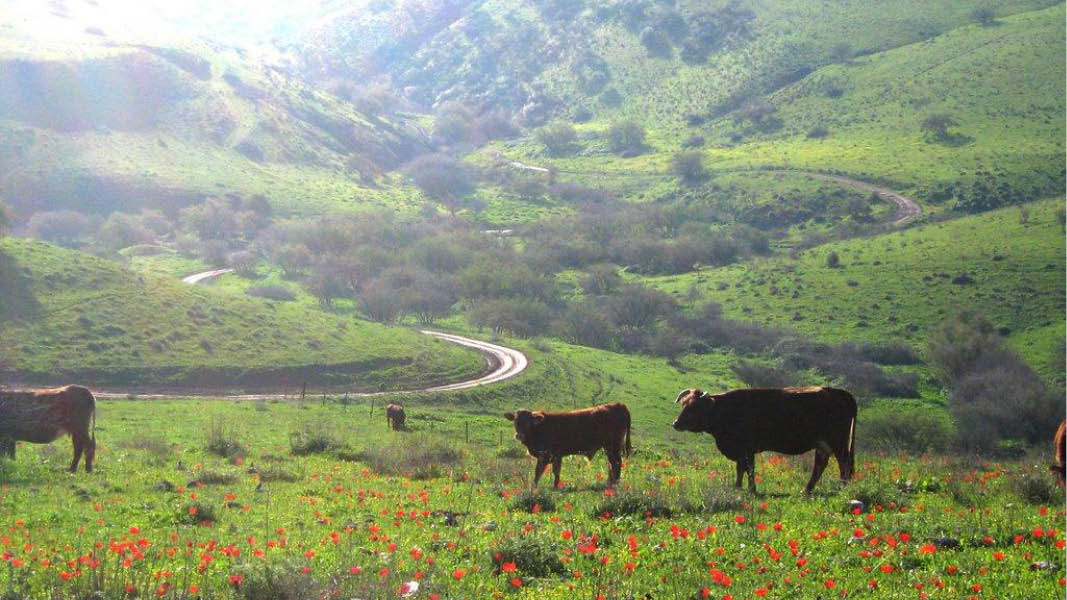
[246,284,297,302]
[536,121,577,155]
[859,404,953,453]
[1011,470,1060,505]
[511,490,556,513]
[496,445,528,459]
[196,469,238,485]
[971,6,997,26]
[289,421,346,456]
[857,342,920,365]
[807,125,829,139]
[847,477,907,509]
[230,559,320,600]
[355,436,463,479]
[639,27,672,58]
[729,360,798,388]
[607,120,646,154]
[254,464,299,483]
[490,536,565,577]
[825,250,840,268]
[205,420,246,458]
[591,489,672,518]
[671,150,706,183]
[26,210,93,247]
[177,502,218,525]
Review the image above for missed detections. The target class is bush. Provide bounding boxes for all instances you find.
[26,210,93,247]
[246,284,297,302]
[355,436,463,479]
[807,125,829,139]
[289,421,346,456]
[254,464,299,483]
[701,486,747,513]
[607,120,646,154]
[1011,470,1061,505]
[671,150,706,183]
[490,536,565,577]
[511,490,556,513]
[591,489,672,518]
[206,420,246,458]
[177,502,218,525]
[857,342,921,365]
[196,469,238,485]
[859,404,953,453]
[729,360,798,388]
[230,560,320,600]
[536,121,577,155]
[846,477,907,509]
[826,250,840,268]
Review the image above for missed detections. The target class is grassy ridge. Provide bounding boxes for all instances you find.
[0,238,484,390]
[639,198,1065,354]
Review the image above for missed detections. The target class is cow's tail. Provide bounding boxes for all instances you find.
[623,406,632,457]
[846,412,855,481]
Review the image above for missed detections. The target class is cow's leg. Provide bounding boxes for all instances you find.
[734,460,745,489]
[84,435,96,473]
[832,445,851,483]
[606,448,622,487]
[532,455,549,489]
[551,456,563,489]
[805,448,831,494]
[69,434,84,473]
[746,454,757,494]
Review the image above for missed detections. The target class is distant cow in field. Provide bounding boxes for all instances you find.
[672,387,856,494]
[0,385,97,473]
[1052,420,1065,488]
[386,404,406,431]
[504,402,632,489]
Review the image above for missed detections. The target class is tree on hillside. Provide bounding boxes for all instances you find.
[971,6,997,26]
[670,150,706,183]
[26,210,93,248]
[405,154,478,216]
[537,121,577,155]
[433,103,477,145]
[830,42,854,64]
[607,120,646,155]
[639,27,673,58]
[920,113,958,140]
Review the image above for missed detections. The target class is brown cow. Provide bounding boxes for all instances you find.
[1051,420,1065,487]
[504,403,631,489]
[0,385,97,473]
[672,387,856,494]
[385,404,406,431]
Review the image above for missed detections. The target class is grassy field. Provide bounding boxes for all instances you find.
[0,395,1061,599]
[638,198,1065,357]
[0,238,484,391]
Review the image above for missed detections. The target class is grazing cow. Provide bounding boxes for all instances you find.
[385,404,406,431]
[672,387,856,494]
[0,385,97,473]
[1052,420,1065,488]
[504,403,631,489]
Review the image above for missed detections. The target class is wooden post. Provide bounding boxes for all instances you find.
[368,398,374,416]
[322,392,326,406]
[300,383,306,404]
[465,422,469,443]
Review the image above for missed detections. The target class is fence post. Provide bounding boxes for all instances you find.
[368,398,374,416]
[465,422,469,443]
[300,383,306,404]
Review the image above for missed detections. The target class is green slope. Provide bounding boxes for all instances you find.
[639,198,1065,356]
[0,237,484,390]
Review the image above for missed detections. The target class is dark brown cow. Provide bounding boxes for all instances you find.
[672,387,856,494]
[504,403,631,489]
[385,404,406,431]
[0,385,97,473]
[1051,420,1065,488]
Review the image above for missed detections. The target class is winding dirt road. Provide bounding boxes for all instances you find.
[501,156,922,227]
[88,274,529,399]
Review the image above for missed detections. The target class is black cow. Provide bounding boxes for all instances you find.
[672,387,855,493]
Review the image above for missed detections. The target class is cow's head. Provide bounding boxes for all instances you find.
[504,409,544,444]
[672,388,715,432]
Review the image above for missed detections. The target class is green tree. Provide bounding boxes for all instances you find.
[536,121,577,155]
[607,120,646,154]
[971,6,996,26]
[670,150,706,183]
[405,154,477,216]
[0,201,10,236]
[920,113,958,140]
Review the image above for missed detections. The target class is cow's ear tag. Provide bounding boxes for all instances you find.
[504,412,516,421]
[532,413,545,425]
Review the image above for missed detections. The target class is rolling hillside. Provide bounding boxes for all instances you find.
[0,1,430,222]
[0,237,484,390]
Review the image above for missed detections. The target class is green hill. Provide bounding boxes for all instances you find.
[0,237,484,390]
[0,3,429,221]
[639,198,1065,363]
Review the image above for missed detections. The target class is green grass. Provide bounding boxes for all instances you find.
[0,395,1061,599]
[0,238,484,390]
[638,198,1065,358]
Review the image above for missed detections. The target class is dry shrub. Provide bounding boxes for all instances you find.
[354,436,464,480]
[205,420,246,459]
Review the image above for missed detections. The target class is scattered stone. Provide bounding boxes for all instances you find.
[155,480,175,492]
[848,499,865,514]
